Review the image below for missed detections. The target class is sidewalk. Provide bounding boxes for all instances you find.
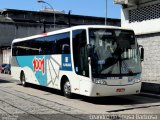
[0,73,11,79]
[0,73,18,82]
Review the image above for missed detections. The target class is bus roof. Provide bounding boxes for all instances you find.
[12,25,133,44]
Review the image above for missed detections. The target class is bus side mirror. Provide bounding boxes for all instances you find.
[139,45,144,61]
[87,44,93,57]
[62,44,70,54]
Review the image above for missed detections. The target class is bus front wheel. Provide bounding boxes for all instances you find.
[20,72,27,87]
[63,80,72,98]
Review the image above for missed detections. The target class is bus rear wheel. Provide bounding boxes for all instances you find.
[20,72,27,87]
[63,80,72,98]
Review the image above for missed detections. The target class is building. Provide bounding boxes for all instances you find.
[0,9,121,65]
[114,0,160,92]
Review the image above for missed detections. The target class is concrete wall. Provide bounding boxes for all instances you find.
[0,22,64,47]
[137,33,160,92]
[0,23,15,46]
[2,49,11,64]
[138,33,160,84]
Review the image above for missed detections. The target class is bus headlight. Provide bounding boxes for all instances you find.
[134,78,141,83]
[128,77,141,83]
[92,79,107,85]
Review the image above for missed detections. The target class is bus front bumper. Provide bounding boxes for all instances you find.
[84,82,142,97]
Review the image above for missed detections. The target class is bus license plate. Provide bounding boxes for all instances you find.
[116,88,125,92]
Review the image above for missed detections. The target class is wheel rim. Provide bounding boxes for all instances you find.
[22,79,25,85]
[64,81,71,95]
[21,74,25,85]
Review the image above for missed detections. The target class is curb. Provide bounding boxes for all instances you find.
[139,92,160,99]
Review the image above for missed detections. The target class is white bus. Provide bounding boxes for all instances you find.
[11,25,144,98]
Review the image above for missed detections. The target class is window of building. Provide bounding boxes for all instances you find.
[129,3,160,23]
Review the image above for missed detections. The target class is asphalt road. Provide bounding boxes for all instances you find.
[0,73,160,120]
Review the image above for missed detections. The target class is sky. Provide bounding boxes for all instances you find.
[0,0,121,19]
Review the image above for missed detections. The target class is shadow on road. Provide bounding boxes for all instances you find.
[17,83,62,96]
[0,79,13,83]
[17,83,160,106]
[81,96,133,105]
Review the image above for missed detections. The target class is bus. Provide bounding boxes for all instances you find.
[11,25,144,98]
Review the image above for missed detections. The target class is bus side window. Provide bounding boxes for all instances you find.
[56,32,70,54]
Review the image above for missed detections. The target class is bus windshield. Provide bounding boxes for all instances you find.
[89,28,142,78]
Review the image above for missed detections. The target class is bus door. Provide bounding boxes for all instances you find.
[72,29,89,93]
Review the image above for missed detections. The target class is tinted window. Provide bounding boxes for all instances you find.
[12,32,70,56]
[55,33,70,54]
[72,29,89,77]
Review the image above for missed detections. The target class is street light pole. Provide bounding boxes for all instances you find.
[37,0,55,29]
[68,10,71,27]
[105,0,107,25]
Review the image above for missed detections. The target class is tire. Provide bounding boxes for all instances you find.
[9,71,11,75]
[63,80,72,98]
[20,72,27,87]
